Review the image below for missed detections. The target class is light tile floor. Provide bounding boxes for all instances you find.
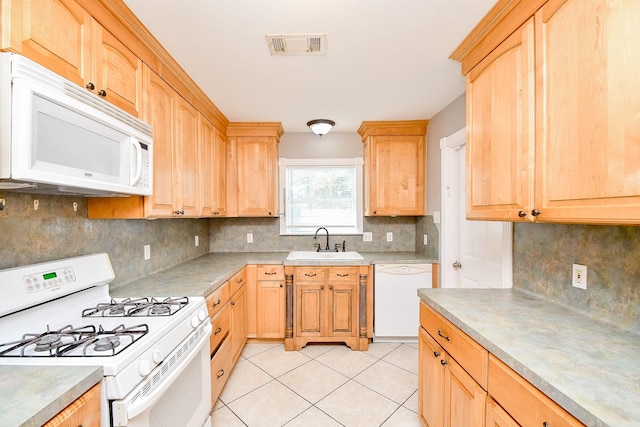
[211,342,421,427]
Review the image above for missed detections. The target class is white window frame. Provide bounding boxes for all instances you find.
[278,157,364,235]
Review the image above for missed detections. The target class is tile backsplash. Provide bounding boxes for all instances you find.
[0,193,210,286]
[209,216,438,255]
[513,222,640,329]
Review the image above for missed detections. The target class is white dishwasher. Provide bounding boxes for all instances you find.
[374,263,432,342]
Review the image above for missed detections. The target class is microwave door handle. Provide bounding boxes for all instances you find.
[131,139,143,186]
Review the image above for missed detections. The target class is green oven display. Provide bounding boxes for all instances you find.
[43,272,57,280]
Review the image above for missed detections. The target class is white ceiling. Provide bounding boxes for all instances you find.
[122,0,496,133]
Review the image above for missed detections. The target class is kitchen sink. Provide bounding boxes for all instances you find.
[286,251,364,261]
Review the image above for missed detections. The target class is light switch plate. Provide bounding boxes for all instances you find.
[144,244,151,260]
[386,232,393,242]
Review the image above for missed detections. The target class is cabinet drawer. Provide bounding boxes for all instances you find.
[229,268,247,295]
[328,267,358,283]
[210,338,232,405]
[206,282,229,317]
[420,302,488,388]
[488,355,585,427]
[210,307,230,354]
[295,267,326,282]
[257,265,284,280]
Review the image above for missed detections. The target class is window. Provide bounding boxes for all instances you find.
[279,158,363,235]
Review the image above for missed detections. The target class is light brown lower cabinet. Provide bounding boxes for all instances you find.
[418,301,585,427]
[209,338,232,406]
[43,383,101,427]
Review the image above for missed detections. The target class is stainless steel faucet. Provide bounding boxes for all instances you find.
[314,227,331,251]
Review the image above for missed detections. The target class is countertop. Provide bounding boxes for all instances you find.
[418,288,640,427]
[0,365,103,427]
[110,251,436,297]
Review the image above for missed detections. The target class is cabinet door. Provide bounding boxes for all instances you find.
[419,327,445,427]
[327,283,357,337]
[236,137,278,216]
[3,0,91,86]
[444,355,486,427]
[486,397,520,427]
[174,96,199,216]
[257,280,286,338]
[296,284,324,336]
[143,67,175,216]
[229,285,247,362]
[534,0,640,224]
[466,18,535,221]
[43,383,100,427]
[368,135,425,216]
[92,24,142,117]
[200,117,227,217]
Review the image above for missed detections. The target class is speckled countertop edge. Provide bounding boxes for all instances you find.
[0,365,102,427]
[418,288,640,427]
[110,251,437,297]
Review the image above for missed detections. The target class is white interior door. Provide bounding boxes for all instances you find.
[440,128,512,289]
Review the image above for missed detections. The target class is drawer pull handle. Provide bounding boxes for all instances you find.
[440,359,448,366]
[217,369,225,379]
[337,273,349,277]
[305,273,317,277]
[265,272,277,275]
[214,327,222,335]
[437,328,450,341]
[237,278,243,283]
[542,423,549,427]
[213,299,221,307]
[433,351,440,358]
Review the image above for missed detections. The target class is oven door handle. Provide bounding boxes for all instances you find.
[112,322,212,425]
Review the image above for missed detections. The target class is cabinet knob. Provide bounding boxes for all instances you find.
[98,89,107,97]
[433,351,440,358]
[279,283,283,287]
[329,285,333,290]
[440,359,448,366]
[321,285,325,290]
[85,82,95,90]
[518,210,527,218]
[174,210,184,215]
[542,423,549,427]
[531,209,541,217]
[214,327,222,335]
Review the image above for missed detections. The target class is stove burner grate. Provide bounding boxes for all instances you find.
[82,297,189,318]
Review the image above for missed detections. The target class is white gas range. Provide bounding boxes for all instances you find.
[0,253,212,427]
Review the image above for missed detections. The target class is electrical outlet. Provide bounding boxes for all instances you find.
[572,264,587,289]
[247,233,253,243]
[386,232,393,242]
[433,211,441,224]
[144,244,151,260]
[194,235,199,247]
[423,234,428,245]
[363,232,372,242]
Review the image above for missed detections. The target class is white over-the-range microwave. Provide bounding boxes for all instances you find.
[0,53,153,197]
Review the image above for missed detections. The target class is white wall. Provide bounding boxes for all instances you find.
[279,132,362,158]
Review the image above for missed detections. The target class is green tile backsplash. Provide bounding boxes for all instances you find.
[513,222,640,329]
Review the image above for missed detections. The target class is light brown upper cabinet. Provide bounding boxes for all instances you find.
[226,123,283,217]
[2,0,143,117]
[453,0,640,224]
[88,66,200,218]
[358,120,428,216]
[199,115,227,217]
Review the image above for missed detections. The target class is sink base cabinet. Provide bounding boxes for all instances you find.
[285,266,369,351]
[418,301,585,427]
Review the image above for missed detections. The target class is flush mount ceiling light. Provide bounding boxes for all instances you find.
[307,119,335,136]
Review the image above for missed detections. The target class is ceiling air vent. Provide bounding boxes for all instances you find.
[266,34,326,55]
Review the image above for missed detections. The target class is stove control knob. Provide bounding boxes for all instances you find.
[152,349,165,364]
[198,309,207,322]
[191,315,199,328]
[139,359,152,377]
